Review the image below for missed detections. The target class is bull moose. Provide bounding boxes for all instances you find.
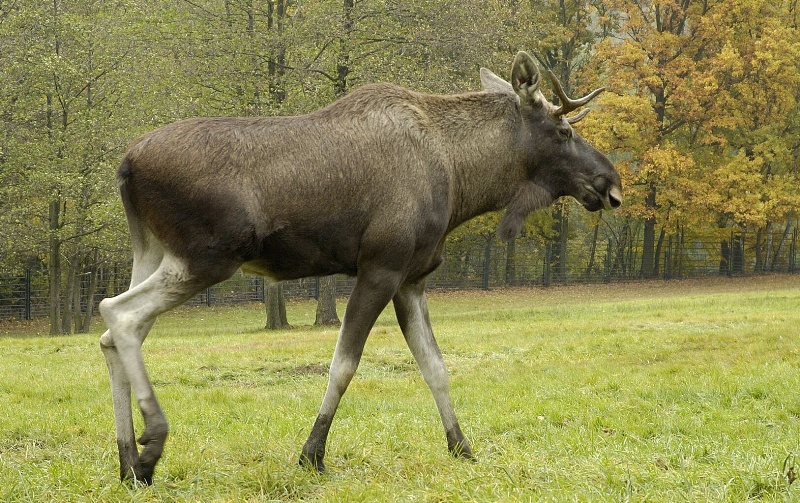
[99,51,622,484]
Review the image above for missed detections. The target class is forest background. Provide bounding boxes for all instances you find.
[0,0,798,334]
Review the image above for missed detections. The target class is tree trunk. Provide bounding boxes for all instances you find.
[764,223,774,271]
[315,275,340,326]
[770,221,793,271]
[267,0,287,105]
[640,183,657,278]
[653,227,666,278]
[677,227,686,277]
[482,235,491,290]
[63,255,80,334]
[611,221,631,278]
[334,0,355,97]
[719,239,730,275]
[754,226,765,272]
[732,232,744,274]
[265,281,289,329]
[80,260,100,333]
[48,200,63,335]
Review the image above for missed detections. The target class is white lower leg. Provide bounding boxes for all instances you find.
[100,332,140,480]
[396,288,473,459]
[98,254,198,482]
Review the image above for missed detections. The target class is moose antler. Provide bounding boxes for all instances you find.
[529,52,604,122]
[565,108,591,124]
[545,69,605,119]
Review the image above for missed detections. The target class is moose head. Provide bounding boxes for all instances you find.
[482,52,622,240]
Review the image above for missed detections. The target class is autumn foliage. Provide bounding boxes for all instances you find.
[0,0,797,329]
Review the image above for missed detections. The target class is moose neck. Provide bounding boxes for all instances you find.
[423,92,529,232]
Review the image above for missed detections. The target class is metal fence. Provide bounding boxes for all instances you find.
[1,230,798,321]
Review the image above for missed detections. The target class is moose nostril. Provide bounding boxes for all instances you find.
[608,186,622,208]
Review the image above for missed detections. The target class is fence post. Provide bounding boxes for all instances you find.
[727,230,734,277]
[740,230,747,275]
[604,240,611,283]
[206,287,212,307]
[543,241,552,287]
[481,238,491,290]
[24,268,32,320]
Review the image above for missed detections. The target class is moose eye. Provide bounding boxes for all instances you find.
[557,126,572,141]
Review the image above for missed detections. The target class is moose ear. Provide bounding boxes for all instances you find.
[510,51,542,105]
[480,68,514,95]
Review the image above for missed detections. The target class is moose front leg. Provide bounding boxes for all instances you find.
[300,336,355,473]
[393,281,475,461]
[300,268,403,471]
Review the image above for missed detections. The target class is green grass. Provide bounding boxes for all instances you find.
[2,275,800,501]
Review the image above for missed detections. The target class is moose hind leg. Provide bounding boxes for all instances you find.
[101,322,168,484]
[393,281,474,460]
[99,243,163,483]
[100,341,139,482]
[100,253,226,484]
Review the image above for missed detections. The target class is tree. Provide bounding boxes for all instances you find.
[265,281,290,329]
[587,0,799,277]
[698,0,800,270]
[314,276,341,326]
[589,0,727,277]
[0,0,144,333]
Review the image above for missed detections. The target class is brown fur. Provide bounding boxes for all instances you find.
[119,79,617,282]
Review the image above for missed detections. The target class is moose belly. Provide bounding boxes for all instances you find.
[241,227,360,281]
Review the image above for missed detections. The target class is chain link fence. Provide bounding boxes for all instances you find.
[2,230,797,321]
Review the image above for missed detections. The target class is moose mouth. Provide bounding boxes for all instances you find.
[581,185,622,212]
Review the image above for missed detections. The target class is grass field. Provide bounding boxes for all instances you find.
[1,275,800,502]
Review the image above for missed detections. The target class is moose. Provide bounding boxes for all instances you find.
[99,51,621,484]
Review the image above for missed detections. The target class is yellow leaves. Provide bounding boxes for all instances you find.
[594,39,650,93]
[642,144,694,181]
[588,0,799,234]
[716,43,744,81]
[580,93,656,155]
[702,150,799,228]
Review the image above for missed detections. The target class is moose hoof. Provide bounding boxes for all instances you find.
[134,455,158,486]
[136,464,155,486]
[299,451,326,472]
[448,440,476,462]
[120,463,154,486]
[118,442,154,486]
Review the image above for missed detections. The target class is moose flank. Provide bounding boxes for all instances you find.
[99,52,622,484]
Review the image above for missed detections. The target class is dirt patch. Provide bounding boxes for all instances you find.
[0,318,50,336]
[280,363,328,376]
